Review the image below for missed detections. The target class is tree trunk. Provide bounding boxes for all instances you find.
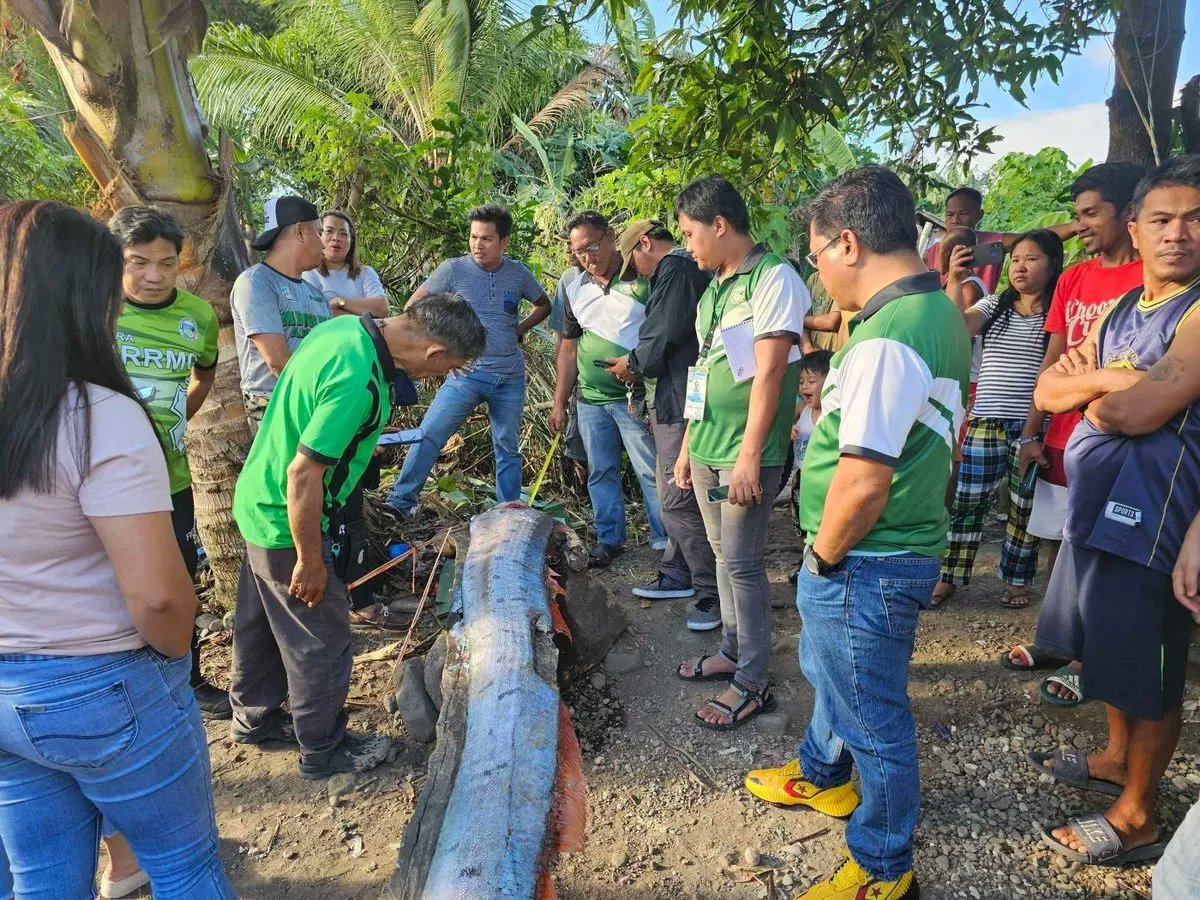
[1106,0,1186,166]
[13,0,251,608]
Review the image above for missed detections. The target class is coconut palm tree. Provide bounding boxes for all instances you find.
[10,0,252,607]
[191,0,614,162]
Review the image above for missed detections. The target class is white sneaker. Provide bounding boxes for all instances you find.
[100,869,149,899]
[651,539,668,551]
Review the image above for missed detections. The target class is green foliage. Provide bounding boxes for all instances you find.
[603,0,1112,176]
[978,148,1085,234]
[0,28,93,204]
[0,87,87,201]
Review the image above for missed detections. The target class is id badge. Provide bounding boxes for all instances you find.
[684,366,708,420]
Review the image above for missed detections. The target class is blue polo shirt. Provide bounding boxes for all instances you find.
[421,255,545,376]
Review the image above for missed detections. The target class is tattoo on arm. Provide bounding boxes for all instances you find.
[1148,357,1182,384]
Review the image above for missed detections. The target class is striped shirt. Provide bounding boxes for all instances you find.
[970,294,1047,419]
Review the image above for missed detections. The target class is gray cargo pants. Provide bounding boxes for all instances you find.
[229,540,351,757]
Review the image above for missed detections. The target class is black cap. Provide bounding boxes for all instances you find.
[252,196,320,250]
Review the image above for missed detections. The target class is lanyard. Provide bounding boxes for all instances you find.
[698,278,739,364]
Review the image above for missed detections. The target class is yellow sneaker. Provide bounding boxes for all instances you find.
[744,759,860,817]
[795,856,919,900]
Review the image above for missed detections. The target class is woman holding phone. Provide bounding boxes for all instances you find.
[933,229,1064,608]
[0,201,234,898]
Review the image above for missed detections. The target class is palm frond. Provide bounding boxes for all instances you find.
[500,65,610,149]
[192,24,374,149]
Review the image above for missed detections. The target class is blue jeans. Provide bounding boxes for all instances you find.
[795,553,938,880]
[388,368,525,511]
[0,649,234,899]
[575,399,665,547]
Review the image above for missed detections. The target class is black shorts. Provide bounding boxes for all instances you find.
[1036,539,1191,720]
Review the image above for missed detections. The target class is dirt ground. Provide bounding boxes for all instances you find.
[113,510,1200,899]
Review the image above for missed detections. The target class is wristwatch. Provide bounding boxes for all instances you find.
[334,298,346,310]
[804,546,842,577]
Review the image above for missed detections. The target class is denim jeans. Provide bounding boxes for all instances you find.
[796,553,939,880]
[0,649,234,899]
[388,368,525,511]
[692,464,783,691]
[575,399,666,547]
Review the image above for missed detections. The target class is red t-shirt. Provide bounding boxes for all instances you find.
[1042,257,1144,450]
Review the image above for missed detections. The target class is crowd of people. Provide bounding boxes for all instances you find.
[0,152,1198,899]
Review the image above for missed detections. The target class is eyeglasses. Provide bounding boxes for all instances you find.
[571,241,605,258]
[805,236,839,268]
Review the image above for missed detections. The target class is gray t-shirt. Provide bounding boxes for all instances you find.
[231,263,331,396]
[421,255,545,375]
[302,264,386,302]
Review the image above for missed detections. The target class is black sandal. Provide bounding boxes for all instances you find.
[695,680,776,731]
[676,653,736,683]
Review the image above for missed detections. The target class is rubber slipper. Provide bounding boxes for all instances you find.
[1026,749,1124,797]
[1040,665,1084,707]
[1040,813,1165,866]
[999,643,1068,672]
[675,653,735,683]
[998,589,1030,608]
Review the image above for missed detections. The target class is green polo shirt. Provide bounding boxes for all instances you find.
[116,289,219,494]
[799,271,972,557]
[233,314,395,549]
[562,268,650,404]
[687,247,809,468]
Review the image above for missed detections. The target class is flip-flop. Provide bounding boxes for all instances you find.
[1026,748,1124,797]
[696,682,775,732]
[676,653,736,683]
[999,643,1068,671]
[1040,813,1165,866]
[998,589,1030,608]
[1040,665,1085,707]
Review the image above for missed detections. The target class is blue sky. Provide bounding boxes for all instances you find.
[583,2,1200,167]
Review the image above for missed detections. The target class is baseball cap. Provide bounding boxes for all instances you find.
[616,218,662,279]
[252,196,321,251]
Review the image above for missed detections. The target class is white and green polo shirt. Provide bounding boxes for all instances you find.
[562,269,650,404]
[687,247,809,468]
[799,271,972,557]
[116,288,219,494]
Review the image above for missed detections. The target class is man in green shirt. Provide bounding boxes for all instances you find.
[669,176,810,730]
[744,167,971,900]
[110,207,229,720]
[229,295,486,780]
[548,210,665,568]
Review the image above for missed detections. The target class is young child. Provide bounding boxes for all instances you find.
[788,350,832,581]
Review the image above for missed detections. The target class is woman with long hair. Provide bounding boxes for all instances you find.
[302,210,389,317]
[934,229,1065,608]
[0,201,234,898]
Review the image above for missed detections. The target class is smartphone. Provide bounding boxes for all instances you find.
[592,359,614,368]
[970,241,1004,268]
[706,484,730,502]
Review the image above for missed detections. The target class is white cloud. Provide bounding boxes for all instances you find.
[978,102,1109,168]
